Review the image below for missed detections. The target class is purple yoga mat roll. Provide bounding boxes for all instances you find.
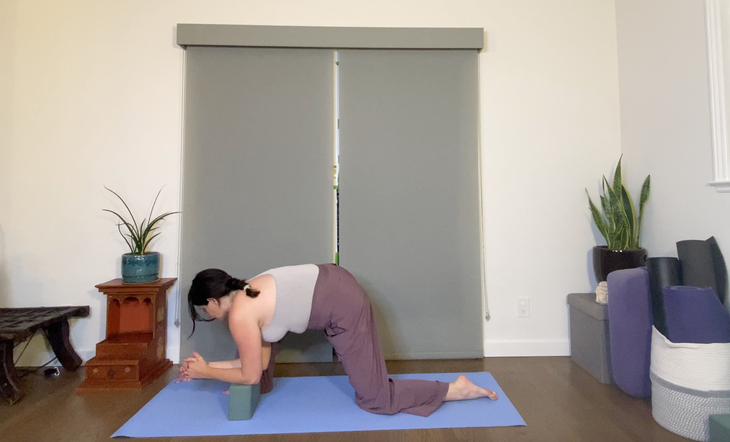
[663,286,730,344]
[607,267,653,398]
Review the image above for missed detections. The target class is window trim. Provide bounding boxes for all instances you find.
[706,0,730,192]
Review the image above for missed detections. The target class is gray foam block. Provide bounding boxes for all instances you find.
[227,383,261,421]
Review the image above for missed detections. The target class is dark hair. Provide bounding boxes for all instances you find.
[187,268,260,336]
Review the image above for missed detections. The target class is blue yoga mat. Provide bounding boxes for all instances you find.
[112,372,525,438]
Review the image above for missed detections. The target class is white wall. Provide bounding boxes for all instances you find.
[616,0,730,309]
[480,1,622,356]
[1,0,622,365]
[0,0,16,306]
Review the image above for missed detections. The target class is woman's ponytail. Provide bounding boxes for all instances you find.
[227,277,260,298]
[225,277,245,291]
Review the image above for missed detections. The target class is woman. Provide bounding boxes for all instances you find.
[181,263,498,417]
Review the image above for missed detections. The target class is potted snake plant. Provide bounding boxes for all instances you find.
[586,156,651,283]
[103,186,179,284]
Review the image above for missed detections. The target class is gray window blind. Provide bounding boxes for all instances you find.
[177,24,483,50]
[338,50,483,359]
[179,47,335,362]
[178,25,484,362]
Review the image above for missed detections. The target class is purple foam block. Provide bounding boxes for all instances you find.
[607,267,653,398]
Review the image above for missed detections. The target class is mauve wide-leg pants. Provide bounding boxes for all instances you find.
[306,263,448,417]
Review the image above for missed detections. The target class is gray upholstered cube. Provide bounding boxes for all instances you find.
[567,293,613,384]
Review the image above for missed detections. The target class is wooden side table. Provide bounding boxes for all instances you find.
[77,278,176,392]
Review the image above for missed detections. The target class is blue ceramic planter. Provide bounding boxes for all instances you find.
[121,252,160,284]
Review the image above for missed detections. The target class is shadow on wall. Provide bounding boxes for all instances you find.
[0,224,8,306]
[586,249,598,291]
[586,209,604,291]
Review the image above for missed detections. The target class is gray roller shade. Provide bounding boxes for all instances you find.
[177,24,484,50]
[338,49,483,359]
[179,47,335,363]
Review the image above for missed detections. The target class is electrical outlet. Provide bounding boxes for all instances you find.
[517,297,530,318]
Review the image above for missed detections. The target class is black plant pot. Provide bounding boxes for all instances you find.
[592,246,647,282]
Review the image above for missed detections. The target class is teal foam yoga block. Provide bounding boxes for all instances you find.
[710,414,730,442]
[227,383,261,421]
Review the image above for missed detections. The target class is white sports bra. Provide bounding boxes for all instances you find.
[259,264,319,342]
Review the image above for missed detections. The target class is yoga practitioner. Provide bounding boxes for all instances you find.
[181,263,498,417]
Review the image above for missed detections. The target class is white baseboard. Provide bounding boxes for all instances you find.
[166,344,180,364]
[483,339,570,357]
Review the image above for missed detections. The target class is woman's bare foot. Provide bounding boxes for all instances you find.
[444,375,498,401]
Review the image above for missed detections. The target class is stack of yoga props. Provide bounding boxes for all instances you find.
[112,372,525,438]
[606,237,730,442]
[650,238,730,442]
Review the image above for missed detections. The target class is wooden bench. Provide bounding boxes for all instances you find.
[0,306,90,404]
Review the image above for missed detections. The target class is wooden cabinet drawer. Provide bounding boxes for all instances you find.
[87,364,139,381]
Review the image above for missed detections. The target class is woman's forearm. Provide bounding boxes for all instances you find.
[208,359,241,369]
[204,366,261,385]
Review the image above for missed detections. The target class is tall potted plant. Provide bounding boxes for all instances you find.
[103,186,179,284]
[586,156,651,283]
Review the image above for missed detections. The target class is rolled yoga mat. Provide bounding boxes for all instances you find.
[111,372,525,438]
[677,237,728,306]
[663,286,730,344]
[646,257,682,337]
[607,267,653,398]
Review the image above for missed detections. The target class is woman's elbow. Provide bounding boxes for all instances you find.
[239,371,262,386]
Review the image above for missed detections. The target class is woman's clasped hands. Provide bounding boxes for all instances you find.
[177,351,208,383]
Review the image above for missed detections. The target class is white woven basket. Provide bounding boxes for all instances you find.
[650,327,730,441]
[651,327,730,391]
[651,372,730,441]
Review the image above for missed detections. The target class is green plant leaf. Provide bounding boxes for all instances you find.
[602,177,615,233]
[636,175,651,247]
[139,211,179,254]
[147,188,163,229]
[612,156,623,204]
[600,192,611,223]
[103,208,141,253]
[115,222,134,252]
[103,187,179,255]
[586,157,650,252]
[606,180,629,251]
[142,232,162,253]
[104,186,139,231]
[620,185,636,248]
[586,189,609,244]
[603,177,618,248]
[610,158,634,250]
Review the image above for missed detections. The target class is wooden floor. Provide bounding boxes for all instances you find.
[1,357,690,442]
